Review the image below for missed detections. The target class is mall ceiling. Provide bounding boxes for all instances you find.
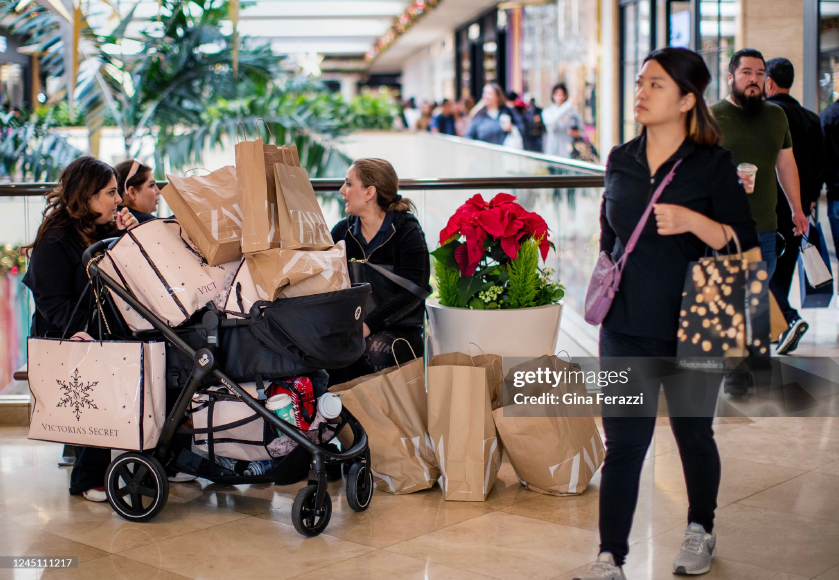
[92,0,411,57]
[86,0,500,72]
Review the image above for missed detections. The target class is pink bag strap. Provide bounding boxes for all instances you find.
[615,159,682,272]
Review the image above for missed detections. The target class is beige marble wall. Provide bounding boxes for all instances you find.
[737,0,805,103]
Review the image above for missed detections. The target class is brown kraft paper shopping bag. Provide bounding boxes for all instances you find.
[426,351,504,410]
[427,353,502,501]
[244,241,350,301]
[329,347,439,494]
[235,132,272,253]
[162,166,242,265]
[493,355,604,495]
[273,146,333,250]
[261,144,288,247]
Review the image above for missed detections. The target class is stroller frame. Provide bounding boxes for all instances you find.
[81,239,373,536]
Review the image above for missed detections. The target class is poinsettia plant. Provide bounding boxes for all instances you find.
[431,193,564,309]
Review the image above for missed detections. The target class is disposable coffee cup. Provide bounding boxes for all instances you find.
[737,163,757,194]
[499,113,512,130]
[318,393,343,420]
[265,394,295,435]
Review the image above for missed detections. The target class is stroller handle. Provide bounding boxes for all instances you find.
[82,237,120,266]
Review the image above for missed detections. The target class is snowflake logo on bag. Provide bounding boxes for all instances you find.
[56,369,99,421]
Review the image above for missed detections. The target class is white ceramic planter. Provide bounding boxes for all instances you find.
[426,299,563,357]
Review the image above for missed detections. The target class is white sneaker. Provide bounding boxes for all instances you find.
[573,553,626,580]
[673,522,716,575]
[167,472,198,483]
[82,487,108,502]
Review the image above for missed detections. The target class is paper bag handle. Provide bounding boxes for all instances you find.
[555,350,572,363]
[184,168,210,176]
[236,123,248,143]
[392,338,418,369]
[256,118,274,144]
[467,342,502,374]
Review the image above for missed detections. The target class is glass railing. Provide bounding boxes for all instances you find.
[0,134,605,399]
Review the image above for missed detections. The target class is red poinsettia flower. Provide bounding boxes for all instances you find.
[439,192,553,274]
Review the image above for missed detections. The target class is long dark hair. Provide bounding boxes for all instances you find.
[350,158,415,213]
[23,156,117,255]
[641,47,721,147]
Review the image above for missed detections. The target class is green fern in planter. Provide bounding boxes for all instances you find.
[435,262,461,307]
[507,238,540,308]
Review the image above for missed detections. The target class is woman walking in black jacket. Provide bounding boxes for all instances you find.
[22,157,138,502]
[330,158,431,383]
[575,48,758,579]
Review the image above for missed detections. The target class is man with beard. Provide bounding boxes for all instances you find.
[765,58,825,354]
[711,49,808,394]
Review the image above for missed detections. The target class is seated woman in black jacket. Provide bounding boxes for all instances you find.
[330,158,431,384]
[22,156,139,502]
[114,159,160,223]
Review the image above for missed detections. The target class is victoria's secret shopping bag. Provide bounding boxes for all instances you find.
[427,353,502,501]
[329,355,439,494]
[162,166,243,265]
[97,219,228,329]
[244,241,350,301]
[28,336,166,451]
[494,355,604,495]
[273,147,333,250]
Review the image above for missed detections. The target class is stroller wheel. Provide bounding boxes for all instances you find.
[291,485,332,537]
[106,452,169,522]
[346,462,373,512]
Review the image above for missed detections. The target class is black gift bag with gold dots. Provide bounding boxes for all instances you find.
[676,250,771,371]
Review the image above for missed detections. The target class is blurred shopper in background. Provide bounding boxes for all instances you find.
[416,101,434,132]
[543,83,584,158]
[403,97,421,131]
[569,121,600,164]
[465,83,524,148]
[522,95,546,152]
[455,97,475,136]
[764,57,825,354]
[430,99,458,136]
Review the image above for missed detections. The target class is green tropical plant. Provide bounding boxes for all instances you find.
[1,0,396,178]
[0,108,83,181]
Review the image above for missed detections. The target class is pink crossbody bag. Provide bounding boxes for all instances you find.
[584,160,682,325]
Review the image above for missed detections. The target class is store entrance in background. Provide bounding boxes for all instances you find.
[820,0,839,111]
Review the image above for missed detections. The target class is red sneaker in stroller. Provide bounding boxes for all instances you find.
[79,238,374,536]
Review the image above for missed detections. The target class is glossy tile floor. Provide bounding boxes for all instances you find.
[2,410,839,580]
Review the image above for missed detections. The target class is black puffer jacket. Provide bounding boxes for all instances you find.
[331,211,431,333]
[23,223,120,338]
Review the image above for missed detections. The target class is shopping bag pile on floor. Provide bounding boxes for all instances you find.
[331,350,604,499]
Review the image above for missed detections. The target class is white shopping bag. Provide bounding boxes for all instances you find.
[801,239,833,289]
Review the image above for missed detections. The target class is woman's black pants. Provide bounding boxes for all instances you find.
[598,327,721,567]
[68,446,111,495]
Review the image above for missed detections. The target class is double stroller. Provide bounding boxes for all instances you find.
[78,238,374,537]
